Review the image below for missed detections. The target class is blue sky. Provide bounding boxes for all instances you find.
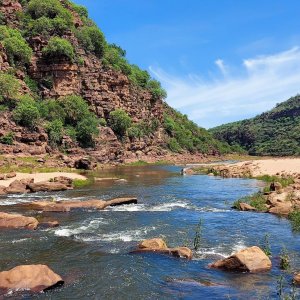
[73,0,300,128]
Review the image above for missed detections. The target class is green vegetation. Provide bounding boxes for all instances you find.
[261,233,272,257]
[163,106,232,154]
[0,72,20,103]
[0,132,14,145]
[234,192,267,211]
[279,246,291,270]
[193,219,203,251]
[0,25,32,65]
[73,178,93,188]
[109,109,132,137]
[46,119,63,147]
[42,37,75,61]
[288,210,300,231]
[13,96,40,128]
[210,95,300,156]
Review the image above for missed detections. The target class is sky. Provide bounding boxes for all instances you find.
[73,0,300,128]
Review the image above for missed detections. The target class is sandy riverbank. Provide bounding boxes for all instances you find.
[0,172,87,188]
[233,158,300,177]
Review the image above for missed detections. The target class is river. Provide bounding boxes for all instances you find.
[0,165,299,299]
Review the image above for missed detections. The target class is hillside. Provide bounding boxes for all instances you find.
[210,95,300,156]
[0,0,229,164]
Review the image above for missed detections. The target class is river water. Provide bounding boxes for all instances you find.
[0,165,299,299]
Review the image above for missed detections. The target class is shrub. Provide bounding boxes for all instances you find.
[0,132,14,145]
[0,73,20,102]
[128,65,150,88]
[39,99,66,122]
[288,210,300,231]
[42,37,75,61]
[24,75,39,95]
[64,125,77,141]
[59,95,90,126]
[76,115,99,147]
[0,26,32,65]
[46,119,63,146]
[13,96,40,128]
[147,79,167,100]
[128,125,142,139]
[76,26,106,58]
[71,4,88,18]
[168,138,181,152]
[109,109,132,136]
[0,12,5,25]
[279,246,290,270]
[99,118,107,127]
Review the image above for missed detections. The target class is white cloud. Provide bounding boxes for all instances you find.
[149,47,300,128]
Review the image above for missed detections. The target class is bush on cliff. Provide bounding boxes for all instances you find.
[0,26,32,65]
[13,96,40,128]
[76,115,99,147]
[109,109,132,137]
[46,119,63,147]
[0,73,20,103]
[42,37,75,61]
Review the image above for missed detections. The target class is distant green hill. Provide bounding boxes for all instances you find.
[210,95,300,156]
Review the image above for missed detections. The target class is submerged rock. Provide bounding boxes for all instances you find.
[0,212,39,230]
[0,264,63,293]
[210,246,271,273]
[135,238,193,260]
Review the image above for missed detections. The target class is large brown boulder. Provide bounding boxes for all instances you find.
[0,212,39,230]
[53,176,73,187]
[0,265,63,293]
[139,238,168,250]
[0,186,7,195]
[74,157,92,170]
[6,172,16,179]
[6,180,28,194]
[135,238,193,260]
[210,246,271,273]
[294,273,300,285]
[27,182,70,193]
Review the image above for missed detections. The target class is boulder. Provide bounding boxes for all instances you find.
[39,221,59,228]
[74,158,92,170]
[294,273,300,285]
[0,212,39,230]
[0,265,63,293]
[0,174,5,180]
[6,172,16,179]
[139,238,168,250]
[6,180,28,194]
[270,182,283,193]
[268,202,293,216]
[53,176,73,187]
[135,238,193,260]
[210,246,271,273]
[239,203,257,211]
[0,186,7,195]
[106,197,137,207]
[27,182,70,193]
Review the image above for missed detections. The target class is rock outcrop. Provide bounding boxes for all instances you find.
[25,197,138,212]
[210,246,272,273]
[27,181,70,193]
[0,264,63,293]
[134,238,193,260]
[0,212,39,230]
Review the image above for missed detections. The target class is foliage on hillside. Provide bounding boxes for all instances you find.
[210,95,300,156]
[0,0,228,156]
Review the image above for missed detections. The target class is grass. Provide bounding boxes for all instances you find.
[256,175,294,188]
[73,178,94,188]
[234,192,268,211]
[288,210,300,231]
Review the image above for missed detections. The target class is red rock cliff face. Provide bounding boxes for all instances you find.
[0,2,167,163]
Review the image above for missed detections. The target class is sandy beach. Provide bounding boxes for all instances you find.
[234,158,300,177]
[0,172,87,188]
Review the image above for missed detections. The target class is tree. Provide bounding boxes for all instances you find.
[109,109,132,136]
[0,73,20,102]
[76,115,99,147]
[42,37,75,61]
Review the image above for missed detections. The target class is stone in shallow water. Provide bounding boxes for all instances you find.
[0,264,63,293]
[0,212,39,230]
[210,246,271,273]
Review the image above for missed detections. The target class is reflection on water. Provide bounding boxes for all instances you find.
[0,165,299,299]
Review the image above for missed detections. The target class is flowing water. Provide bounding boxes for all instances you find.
[0,165,299,299]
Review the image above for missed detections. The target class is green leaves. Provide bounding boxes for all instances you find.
[109,109,132,137]
[42,37,75,61]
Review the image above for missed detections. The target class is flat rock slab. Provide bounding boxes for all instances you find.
[0,265,63,293]
[27,182,70,193]
[0,212,39,230]
[25,197,138,212]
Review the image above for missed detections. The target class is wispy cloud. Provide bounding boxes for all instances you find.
[150,47,300,128]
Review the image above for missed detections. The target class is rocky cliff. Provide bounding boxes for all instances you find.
[0,0,228,165]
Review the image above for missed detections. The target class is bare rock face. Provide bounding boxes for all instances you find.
[210,246,271,273]
[0,265,63,293]
[135,238,193,260]
[0,212,39,230]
